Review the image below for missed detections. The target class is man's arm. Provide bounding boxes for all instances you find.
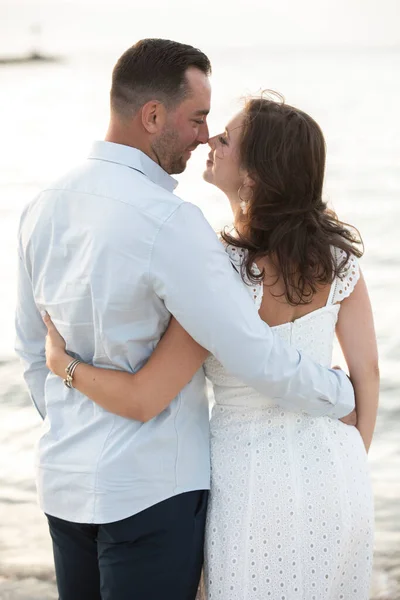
[15,249,49,419]
[149,202,355,418]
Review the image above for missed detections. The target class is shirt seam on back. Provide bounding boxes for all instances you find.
[91,414,118,523]
[173,391,182,492]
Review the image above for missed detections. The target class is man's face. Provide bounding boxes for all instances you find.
[152,67,211,174]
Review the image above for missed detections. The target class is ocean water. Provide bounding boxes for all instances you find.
[0,16,399,599]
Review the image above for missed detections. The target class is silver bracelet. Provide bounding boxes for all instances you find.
[63,358,82,389]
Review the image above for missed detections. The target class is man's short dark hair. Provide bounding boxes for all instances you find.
[110,38,212,118]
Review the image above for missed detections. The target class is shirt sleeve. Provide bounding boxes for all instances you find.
[15,246,49,420]
[149,202,355,418]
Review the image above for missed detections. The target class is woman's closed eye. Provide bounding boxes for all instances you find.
[218,135,228,145]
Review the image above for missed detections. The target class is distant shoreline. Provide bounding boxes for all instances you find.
[0,52,61,66]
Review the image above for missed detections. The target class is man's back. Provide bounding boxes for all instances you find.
[16,142,210,524]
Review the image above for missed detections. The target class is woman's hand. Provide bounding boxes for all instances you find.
[42,311,71,377]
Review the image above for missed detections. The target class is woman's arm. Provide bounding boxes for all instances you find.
[335,272,379,452]
[43,313,209,422]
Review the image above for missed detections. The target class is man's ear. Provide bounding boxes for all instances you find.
[141,100,167,134]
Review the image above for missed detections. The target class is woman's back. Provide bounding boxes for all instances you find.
[256,256,332,327]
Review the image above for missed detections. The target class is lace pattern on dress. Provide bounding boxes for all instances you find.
[327,247,360,305]
[224,244,263,310]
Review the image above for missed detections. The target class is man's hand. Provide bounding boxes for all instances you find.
[339,408,357,426]
[332,365,357,426]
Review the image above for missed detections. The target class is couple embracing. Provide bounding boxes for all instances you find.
[16,38,378,600]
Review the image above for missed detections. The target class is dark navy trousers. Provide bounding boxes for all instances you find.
[46,490,208,600]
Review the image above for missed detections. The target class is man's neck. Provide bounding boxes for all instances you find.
[105,121,160,165]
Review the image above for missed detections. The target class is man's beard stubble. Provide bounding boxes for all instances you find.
[151,127,188,175]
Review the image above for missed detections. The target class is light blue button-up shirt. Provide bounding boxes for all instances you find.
[15,141,355,524]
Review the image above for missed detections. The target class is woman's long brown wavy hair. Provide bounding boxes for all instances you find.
[221,93,363,305]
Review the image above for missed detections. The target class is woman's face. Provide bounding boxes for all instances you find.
[203,111,245,196]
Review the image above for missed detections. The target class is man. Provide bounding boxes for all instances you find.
[15,39,355,600]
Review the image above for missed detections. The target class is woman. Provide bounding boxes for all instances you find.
[43,94,379,599]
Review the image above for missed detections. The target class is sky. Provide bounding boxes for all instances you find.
[2,0,400,52]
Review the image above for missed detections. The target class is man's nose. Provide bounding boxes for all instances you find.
[197,122,209,144]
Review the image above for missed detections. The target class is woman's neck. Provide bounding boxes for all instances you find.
[226,192,245,234]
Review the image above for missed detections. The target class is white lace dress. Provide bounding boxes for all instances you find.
[199,245,374,600]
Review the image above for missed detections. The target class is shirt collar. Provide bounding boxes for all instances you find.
[88,141,178,193]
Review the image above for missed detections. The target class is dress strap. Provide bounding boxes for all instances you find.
[326,278,338,306]
[326,247,339,306]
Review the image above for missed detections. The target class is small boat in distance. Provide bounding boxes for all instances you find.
[0,24,62,66]
[0,52,61,65]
